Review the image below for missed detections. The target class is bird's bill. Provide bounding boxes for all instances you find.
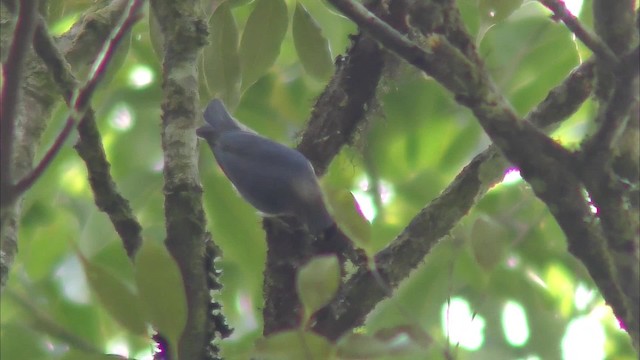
[196,124,216,139]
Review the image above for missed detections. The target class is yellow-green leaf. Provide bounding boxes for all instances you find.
[239,0,288,91]
[296,255,340,321]
[135,240,187,353]
[292,2,333,80]
[325,187,372,253]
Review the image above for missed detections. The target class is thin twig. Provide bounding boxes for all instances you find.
[0,0,38,198]
[10,0,145,199]
[73,0,145,111]
[539,0,619,66]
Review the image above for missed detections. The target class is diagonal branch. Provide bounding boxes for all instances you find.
[313,60,596,339]
[23,8,143,259]
[325,3,636,342]
[0,0,143,290]
[8,0,144,204]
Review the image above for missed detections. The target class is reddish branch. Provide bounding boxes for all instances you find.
[1,0,145,207]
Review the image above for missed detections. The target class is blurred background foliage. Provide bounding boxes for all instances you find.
[1,0,637,359]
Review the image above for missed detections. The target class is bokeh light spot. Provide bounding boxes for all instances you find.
[441,297,485,350]
[128,65,154,89]
[502,300,530,347]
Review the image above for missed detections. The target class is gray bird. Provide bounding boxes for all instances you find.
[196,99,335,234]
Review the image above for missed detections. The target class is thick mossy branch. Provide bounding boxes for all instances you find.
[327,0,638,347]
[150,1,217,359]
[313,61,596,340]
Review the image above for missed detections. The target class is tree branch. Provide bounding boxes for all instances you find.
[262,0,393,334]
[578,45,640,349]
[326,3,638,343]
[8,0,144,205]
[591,0,637,99]
[313,60,596,339]
[331,0,639,345]
[583,46,640,163]
[18,5,144,259]
[0,0,136,289]
[149,1,214,358]
[0,0,38,203]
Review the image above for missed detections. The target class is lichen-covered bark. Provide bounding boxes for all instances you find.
[149,1,212,358]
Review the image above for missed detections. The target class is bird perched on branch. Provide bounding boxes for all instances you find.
[196,99,335,234]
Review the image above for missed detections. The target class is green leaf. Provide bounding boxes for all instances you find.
[254,329,334,360]
[135,240,187,353]
[0,323,48,360]
[239,0,288,91]
[470,217,509,271]
[21,209,74,281]
[480,4,580,115]
[296,255,340,321]
[78,252,147,336]
[292,2,333,80]
[204,2,241,109]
